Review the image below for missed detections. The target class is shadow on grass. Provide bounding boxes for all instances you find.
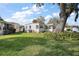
[0,35,79,56]
[37,43,74,56]
[7,32,24,35]
[0,37,47,49]
[0,36,48,55]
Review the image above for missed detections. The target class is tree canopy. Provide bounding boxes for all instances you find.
[35,3,79,32]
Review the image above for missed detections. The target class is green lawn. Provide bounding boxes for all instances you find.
[0,32,79,56]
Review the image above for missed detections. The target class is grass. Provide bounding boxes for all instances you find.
[0,32,79,56]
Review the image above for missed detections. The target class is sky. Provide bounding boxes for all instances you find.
[0,3,79,25]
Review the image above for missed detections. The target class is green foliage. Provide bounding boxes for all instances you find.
[0,32,79,56]
[0,17,3,21]
[44,32,79,40]
[43,32,79,55]
[0,17,6,23]
[66,28,72,32]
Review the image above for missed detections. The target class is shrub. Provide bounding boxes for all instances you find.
[44,32,79,41]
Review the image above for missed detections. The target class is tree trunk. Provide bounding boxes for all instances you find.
[60,15,68,32]
[54,13,68,32]
[54,3,68,32]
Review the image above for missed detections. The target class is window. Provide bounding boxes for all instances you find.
[26,26,27,29]
[36,25,39,29]
[40,26,43,28]
[53,26,55,29]
[49,26,51,29]
[29,26,31,29]
[0,26,1,30]
[3,26,6,30]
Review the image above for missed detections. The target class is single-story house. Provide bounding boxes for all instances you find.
[0,21,22,35]
[72,26,79,32]
[2,22,18,34]
[25,20,46,33]
[64,25,72,31]
[0,21,14,35]
[64,25,79,32]
[7,22,21,32]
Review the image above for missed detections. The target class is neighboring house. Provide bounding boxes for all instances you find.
[0,22,5,35]
[64,25,79,32]
[0,21,21,35]
[25,20,45,33]
[20,26,25,32]
[47,23,63,32]
[47,18,61,32]
[0,21,14,35]
[72,26,79,32]
[7,22,20,32]
[64,25,72,32]
[3,22,17,34]
[47,23,55,32]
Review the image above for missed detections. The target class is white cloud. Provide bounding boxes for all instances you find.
[45,15,52,20]
[22,6,29,10]
[5,9,33,25]
[24,10,33,15]
[52,12,59,17]
[36,12,42,14]
[31,5,44,12]
[11,4,44,19]
[31,5,40,12]
[5,17,33,25]
[11,11,26,18]
[70,12,75,16]
[5,4,45,25]
[11,9,33,19]
[43,9,48,12]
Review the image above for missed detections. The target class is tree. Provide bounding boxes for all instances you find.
[0,16,4,21]
[37,16,45,24]
[48,17,63,32]
[48,17,59,26]
[33,16,45,24]
[35,3,79,32]
[59,3,79,32]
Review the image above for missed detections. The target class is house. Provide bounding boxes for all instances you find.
[47,18,61,32]
[2,22,17,34]
[0,16,22,35]
[7,22,21,32]
[20,26,25,32]
[25,20,46,33]
[0,21,22,35]
[64,25,72,32]
[47,23,63,32]
[0,21,14,35]
[72,26,79,32]
[47,23,55,32]
[64,25,79,32]
[0,21,5,35]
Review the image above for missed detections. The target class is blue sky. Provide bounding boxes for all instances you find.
[0,3,79,25]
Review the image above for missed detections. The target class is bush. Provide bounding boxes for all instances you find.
[66,28,72,32]
[43,32,79,56]
[44,32,79,41]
